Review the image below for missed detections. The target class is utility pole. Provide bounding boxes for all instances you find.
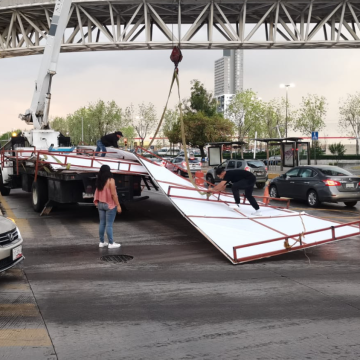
[280,83,295,138]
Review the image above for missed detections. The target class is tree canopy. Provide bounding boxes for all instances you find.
[294,94,327,136]
[185,80,218,117]
[50,100,132,145]
[226,89,265,141]
[339,93,360,155]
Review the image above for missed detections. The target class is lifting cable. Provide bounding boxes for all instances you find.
[147,46,208,196]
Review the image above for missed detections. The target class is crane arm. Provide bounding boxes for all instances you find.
[19,0,72,129]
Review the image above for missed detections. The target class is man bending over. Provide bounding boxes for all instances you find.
[210,167,262,216]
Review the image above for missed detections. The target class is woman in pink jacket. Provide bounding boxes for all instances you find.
[94,165,122,248]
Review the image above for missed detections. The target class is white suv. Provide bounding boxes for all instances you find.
[0,216,24,273]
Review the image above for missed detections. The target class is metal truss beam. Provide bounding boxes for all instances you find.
[1,0,360,58]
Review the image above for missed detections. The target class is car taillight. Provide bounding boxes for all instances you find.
[182,161,186,167]
[265,166,268,172]
[245,166,250,172]
[199,162,202,166]
[322,179,341,186]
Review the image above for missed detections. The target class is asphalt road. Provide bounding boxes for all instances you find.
[1,187,360,360]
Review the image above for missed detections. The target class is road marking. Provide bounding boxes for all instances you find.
[0,304,39,317]
[0,283,29,291]
[0,329,52,347]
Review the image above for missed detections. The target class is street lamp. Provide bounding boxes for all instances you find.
[279,83,295,138]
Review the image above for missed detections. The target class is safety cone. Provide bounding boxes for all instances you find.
[195,171,205,186]
[262,182,270,205]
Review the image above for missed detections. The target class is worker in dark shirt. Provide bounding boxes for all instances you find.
[95,131,123,157]
[210,168,262,216]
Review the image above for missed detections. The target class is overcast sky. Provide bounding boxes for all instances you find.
[1,47,359,137]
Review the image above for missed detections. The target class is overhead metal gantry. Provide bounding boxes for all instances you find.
[1,0,360,58]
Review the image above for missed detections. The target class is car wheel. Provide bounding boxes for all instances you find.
[269,185,278,198]
[256,182,265,189]
[344,201,357,208]
[206,174,215,184]
[307,190,320,207]
[32,178,48,212]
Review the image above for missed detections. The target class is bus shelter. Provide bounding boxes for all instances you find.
[253,138,310,171]
[207,141,247,166]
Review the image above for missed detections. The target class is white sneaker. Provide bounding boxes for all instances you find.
[99,242,109,248]
[251,210,262,216]
[228,204,240,209]
[108,243,121,249]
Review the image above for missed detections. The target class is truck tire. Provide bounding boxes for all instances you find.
[32,179,48,212]
[0,174,10,196]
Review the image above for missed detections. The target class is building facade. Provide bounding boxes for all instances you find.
[214,49,243,114]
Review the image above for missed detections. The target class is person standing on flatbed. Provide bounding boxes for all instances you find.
[95,131,123,157]
[210,167,262,216]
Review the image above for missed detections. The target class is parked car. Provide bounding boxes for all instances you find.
[157,147,180,156]
[166,156,202,176]
[263,156,281,165]
[149,158,166,167]
[269,165,360,207]
[0,217,24,273]
[206,159,268,188]
[178,149,203,157]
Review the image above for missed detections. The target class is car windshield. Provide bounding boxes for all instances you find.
[188,158,200,163]
[318,167,353,176]
[247,160,265,168]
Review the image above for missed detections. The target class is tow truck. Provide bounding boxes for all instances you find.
[0,0,155,213]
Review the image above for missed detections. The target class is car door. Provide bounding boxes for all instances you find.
[173,158,182,171]
[278,168,301,197]
[297,168,318,199]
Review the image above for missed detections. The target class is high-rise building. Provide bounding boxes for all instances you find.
[214,49,243,114]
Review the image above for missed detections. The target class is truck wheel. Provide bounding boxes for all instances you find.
[206,174,215,184]
[0,174,10,196]
[344,201,357,208]
[256,182,265,189]
[32,179,48,212]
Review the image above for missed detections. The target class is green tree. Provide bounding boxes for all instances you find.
[339,93,360,155]
[50,100,129,145]
[162,109,180,146]
[263,98,294,138]
[182,112,234,157]
[50,116,68,136]
[328,142,346,163]
[185,80,217,117]
[294,94,327,164]
[131,102,157,147]
[226,90,265,154]
[294,94,327,136]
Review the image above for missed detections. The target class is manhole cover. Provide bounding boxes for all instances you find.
[100,255,133,263]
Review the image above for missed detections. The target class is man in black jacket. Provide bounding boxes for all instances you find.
[95,131,123,157]
[210,167,262,216]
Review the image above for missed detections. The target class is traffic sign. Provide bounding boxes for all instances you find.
[311,131,318,140]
